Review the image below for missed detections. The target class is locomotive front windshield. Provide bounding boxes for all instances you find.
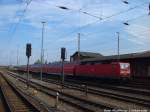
[120,63,130,69]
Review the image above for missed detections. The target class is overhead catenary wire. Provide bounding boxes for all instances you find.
[9,0,148,41]
[57,1,149,40]
[58,6,102,20]
[57,3,150,54]
[35,1,150,58]
[9,0,33,38]
[57,1,150,60]
[8,0,149,39]
[7,0,26,34]
[80,10,102,20]
[6,0,150,64]
[8,0,33,65]
[103,1,148,20]
[123,13,148,25]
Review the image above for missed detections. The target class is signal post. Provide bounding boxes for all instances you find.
[26,43,32,88]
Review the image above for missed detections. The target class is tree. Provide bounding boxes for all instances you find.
[34,59,42,64]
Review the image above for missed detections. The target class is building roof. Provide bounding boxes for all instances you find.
[71,51,103,58]
[81,50,150,62]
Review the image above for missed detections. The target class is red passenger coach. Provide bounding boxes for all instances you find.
[43,63,76,76]
[17,61,130,80]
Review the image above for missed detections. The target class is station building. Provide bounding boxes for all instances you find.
[70,51,150,78]
[70,51,103,62]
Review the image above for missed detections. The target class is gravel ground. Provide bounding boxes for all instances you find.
[31,77,150,110]
[6,71,150,112]
[4,72,84,112]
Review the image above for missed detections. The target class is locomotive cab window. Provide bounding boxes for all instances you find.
[120,63,129,69]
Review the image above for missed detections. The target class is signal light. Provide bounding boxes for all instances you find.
[26,43,31,58]
[61,47,66,60]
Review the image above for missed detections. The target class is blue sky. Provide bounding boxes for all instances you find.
[0,0,150,65]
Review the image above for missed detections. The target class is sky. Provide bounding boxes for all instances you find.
[0,0,150,65]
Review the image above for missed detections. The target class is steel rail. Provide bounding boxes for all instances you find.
[8,71,150,108]
[45,78,150,108]
[7,71,117,112]
[0,72,53,112]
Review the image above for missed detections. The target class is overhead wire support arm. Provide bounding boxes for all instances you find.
[123,13,148,25]
[122,0,129,4]
[58,6,102,20]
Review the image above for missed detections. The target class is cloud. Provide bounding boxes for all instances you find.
[0,0,150,65]
[0,3,23,25]
[18,0,119,28]
[125,23,150,45]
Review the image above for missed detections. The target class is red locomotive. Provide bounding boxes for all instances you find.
[18,61,130,79]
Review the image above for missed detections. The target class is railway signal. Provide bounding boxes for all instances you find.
[26,43,32,88]
[61,47,66,88]
[61,47,66,60]
[26,43,31,58]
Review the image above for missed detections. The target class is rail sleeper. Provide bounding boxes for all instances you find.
[0,74,36,112]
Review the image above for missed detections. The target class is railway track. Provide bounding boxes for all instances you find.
[132,77,150,84]
[8,71,150,109]
[7,71,117,112]
[0,72,51,112]
[30,73,150,98]
[24,73,150,108]
[63,78,150,96]
[31,72,150,90]
[42,78,150,107]
[66,76,150,90]
[125,82,150,89]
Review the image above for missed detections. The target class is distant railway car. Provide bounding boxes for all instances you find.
[18,65,27,72]
[45,63,76,76]
[18,61,130,79]
[30,64,41,73]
